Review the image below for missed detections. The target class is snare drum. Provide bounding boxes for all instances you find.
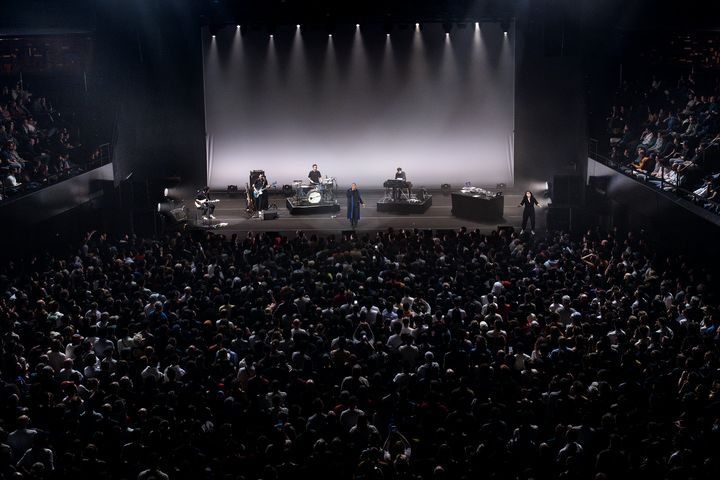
[308,191,322,204]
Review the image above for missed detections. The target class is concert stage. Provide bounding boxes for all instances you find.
[376,195,433,214]
[184,190,543,235]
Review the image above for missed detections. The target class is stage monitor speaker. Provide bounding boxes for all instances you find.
[260,209,278,221]
[552,175,583,205]
[169,206,188,223]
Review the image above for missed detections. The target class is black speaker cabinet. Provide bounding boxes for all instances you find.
[260,209,278,221]
[552,175,583,205]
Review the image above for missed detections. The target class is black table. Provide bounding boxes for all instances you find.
[451,192,504,222]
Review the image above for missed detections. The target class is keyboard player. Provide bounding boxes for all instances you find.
[393,167,411,201]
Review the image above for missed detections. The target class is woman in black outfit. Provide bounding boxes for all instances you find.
[519,190,540,234]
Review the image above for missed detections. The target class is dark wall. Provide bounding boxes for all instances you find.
[94,0,206,187]
[513,0,588,187]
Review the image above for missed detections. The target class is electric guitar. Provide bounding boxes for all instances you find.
[194,198,220,208]
[253,181,277,198]
[245,182,253,211]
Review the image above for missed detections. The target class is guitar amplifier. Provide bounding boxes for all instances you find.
[250,170,265,187]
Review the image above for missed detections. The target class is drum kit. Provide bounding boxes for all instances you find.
[293,177,336,204]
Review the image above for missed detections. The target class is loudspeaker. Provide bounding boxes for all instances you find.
[281,185,294,197]
[250,170,265,187]
[552,175,583,205]
[260,209,278,221]
[547,206,571,232]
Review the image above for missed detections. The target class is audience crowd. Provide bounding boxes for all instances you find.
[0,81,104,200]
[0,226,719,480]
[606,71,720,212]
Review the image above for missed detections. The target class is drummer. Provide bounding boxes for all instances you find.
[308,164,322,185]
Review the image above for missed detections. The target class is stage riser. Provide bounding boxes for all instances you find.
[376,197,433,214]
[451,193,504,222]
[286,198,341,215]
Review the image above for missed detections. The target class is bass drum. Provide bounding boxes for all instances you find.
[308,191,322,204]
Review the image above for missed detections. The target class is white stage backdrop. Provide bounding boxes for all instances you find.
[203,22,514,190]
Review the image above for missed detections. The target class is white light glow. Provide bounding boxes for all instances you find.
[356,24,360,28]
[204,22,515,189]
[296,24,300,29]
[415,23,420,29]
[504,31,508,36]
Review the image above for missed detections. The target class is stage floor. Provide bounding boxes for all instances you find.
[188,190,546,234]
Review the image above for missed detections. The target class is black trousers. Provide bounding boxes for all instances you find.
[522,208,535,230]
[255,194,268,211]
[200,203,215,215]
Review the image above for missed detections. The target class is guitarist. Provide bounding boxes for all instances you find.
[253,173,270,211]
[195,186,216,219]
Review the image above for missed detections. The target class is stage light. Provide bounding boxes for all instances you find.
[501,19,510,35]
[329,34,332,38]
[212,35,216,38]
[236,25,240,29]
[387,33,390,37]
[475,22,480,30]
[356,24,360,28]
[157,201,176,213]
[296,24,300,29]
[415,23,420,29]
[163,188,169,198]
